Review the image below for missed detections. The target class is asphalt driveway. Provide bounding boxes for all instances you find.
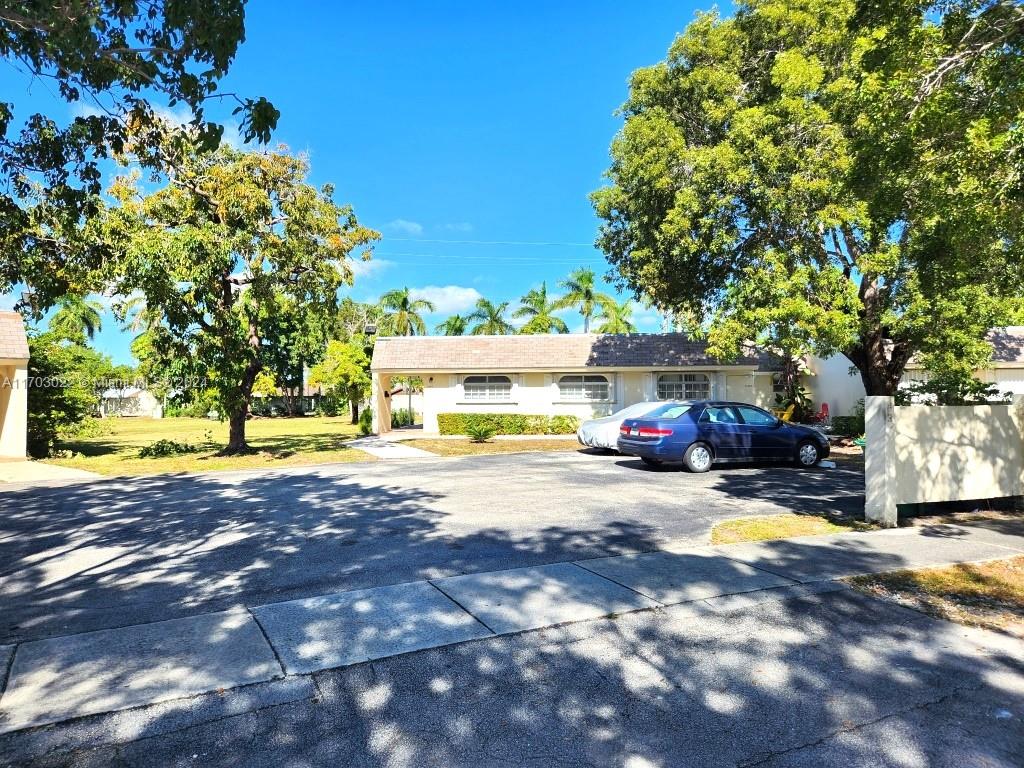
[0,451,863,645]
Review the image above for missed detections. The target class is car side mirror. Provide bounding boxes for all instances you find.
[773,418,784,428]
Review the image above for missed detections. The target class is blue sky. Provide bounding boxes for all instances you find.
[2,0,712,363]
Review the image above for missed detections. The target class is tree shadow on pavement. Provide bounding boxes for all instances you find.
[4,589,1021,767]
[0,469,667,644]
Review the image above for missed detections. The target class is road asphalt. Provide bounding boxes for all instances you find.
[1,516,1022,766]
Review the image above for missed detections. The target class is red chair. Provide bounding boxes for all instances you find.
[811,402,829,424]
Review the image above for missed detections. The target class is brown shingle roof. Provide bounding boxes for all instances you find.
[371,333,777,372]
[0,311,29,360]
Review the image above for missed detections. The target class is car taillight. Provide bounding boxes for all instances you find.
[638,427,673,437]
[619,425,631,435]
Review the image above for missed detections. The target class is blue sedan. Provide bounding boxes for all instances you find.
[617,401,830,472]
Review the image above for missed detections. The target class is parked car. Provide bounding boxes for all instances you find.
[577,401,684,451]
[617,401,830,472]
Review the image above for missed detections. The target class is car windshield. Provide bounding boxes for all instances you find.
[645,403,691,419]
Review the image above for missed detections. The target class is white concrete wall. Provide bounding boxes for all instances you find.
[0,362,28,458]
[807,355,865,417]
[865,395,1024,526]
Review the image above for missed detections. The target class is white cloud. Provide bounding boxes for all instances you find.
[409,285,482,315]
[73,103,245,149]
[440,222,473,233]
[386,219,424,236]
[349,258,393,280]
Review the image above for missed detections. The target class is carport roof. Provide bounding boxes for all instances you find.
[371,333,780,372]
[0,311,29,360]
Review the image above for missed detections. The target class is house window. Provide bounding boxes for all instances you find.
[558,374,610,401]
[462,375,513,402]
[657,373,711,400]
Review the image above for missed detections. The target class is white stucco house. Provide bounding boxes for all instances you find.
[0,311,29,458]
[370,333,786,434]
[100,387,163,418]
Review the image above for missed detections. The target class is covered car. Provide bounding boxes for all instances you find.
[577,401,683,451]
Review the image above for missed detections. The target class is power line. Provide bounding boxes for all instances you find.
[383,238,597,247]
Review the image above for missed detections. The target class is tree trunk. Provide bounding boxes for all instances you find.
[226,407,249,453]
[350,391,359,425]
[223,319,263,455]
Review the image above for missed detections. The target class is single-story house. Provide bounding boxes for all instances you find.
[370,333,785,434]
[0,311,29,457]
[100,387,163,418]
[901,326,1024,395]
[252,384,326,416]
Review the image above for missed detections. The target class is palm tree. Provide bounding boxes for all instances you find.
[435,314,467,336]
[49,295,103,342]
[378,287,436,336]
[513,282,569,334]
[595,299,638,334]
[466,298,514,335]
[555,268,616,333]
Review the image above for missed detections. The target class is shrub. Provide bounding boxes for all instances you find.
[830,399,865,436]
[466,423,497,442]
[436,413,581,436]
[391,407,417,428]
[138,439,199,458]
[547,415,582,434]
[358,407,374,436]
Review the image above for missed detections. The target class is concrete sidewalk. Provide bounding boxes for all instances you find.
[347,435,439,458]
[2,519,1022,735]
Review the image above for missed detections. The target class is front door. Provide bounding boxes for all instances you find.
[726,374,754,404]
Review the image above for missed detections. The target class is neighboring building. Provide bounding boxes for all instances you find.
[901,326,1024,395]
[252,384,326,415]
[100,387,163,418]
[0,311,29,457]
[370,333,782,434]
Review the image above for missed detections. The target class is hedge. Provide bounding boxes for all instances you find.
[437,412,581,436]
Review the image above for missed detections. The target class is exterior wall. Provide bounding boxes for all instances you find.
[807,355,865,417]
[409,368,766,433]
[865,395,1024,526]
[985,367,1024,395]
[0,361,28,458]
[102,391,162,418]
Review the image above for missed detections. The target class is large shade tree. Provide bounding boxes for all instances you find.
[514,282,569,334]
[105,140,378,453]
[593,0,1024,394]
[1,0,278,310]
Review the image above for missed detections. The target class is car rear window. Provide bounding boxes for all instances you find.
[647,403,691,419]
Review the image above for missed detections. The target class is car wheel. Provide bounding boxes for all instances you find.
[683,442,713,473]
[640,456,661,467]
[795,440,820,468]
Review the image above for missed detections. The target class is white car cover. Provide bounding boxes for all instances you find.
[576,401,681,450]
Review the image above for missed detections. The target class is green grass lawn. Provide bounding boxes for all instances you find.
[46,416,373,476]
